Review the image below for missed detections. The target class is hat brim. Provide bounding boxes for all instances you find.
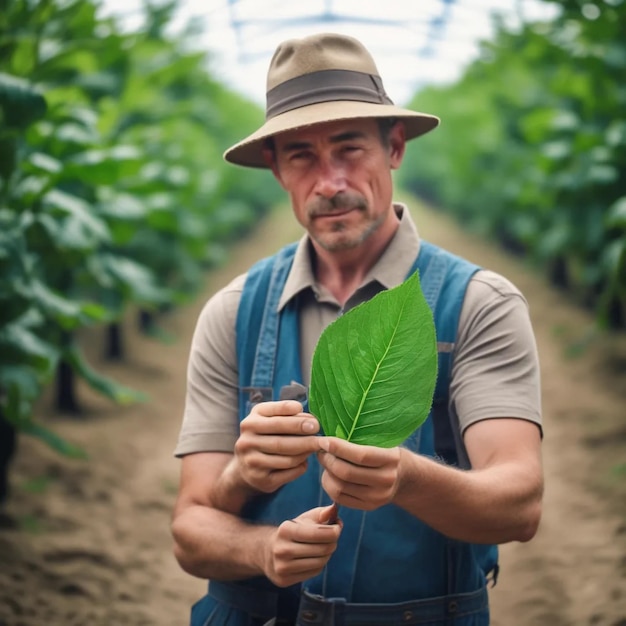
[223,100,440,168]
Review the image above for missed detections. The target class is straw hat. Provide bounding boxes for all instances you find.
[223,32,440,168]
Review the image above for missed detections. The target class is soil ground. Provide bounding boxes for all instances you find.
[0,200,625,626]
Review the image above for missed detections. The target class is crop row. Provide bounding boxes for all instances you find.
[0,0,282,468]
[399,0,625,328]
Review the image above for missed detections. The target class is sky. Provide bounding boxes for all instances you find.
[99,0,559,106]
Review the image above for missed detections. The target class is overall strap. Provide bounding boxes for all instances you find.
[408,239,448,313]
[236,242,299,407]
[250,244,297,388]
[412,241,498,587]
[410,240,481,466]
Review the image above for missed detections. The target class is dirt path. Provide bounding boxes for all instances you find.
[0,201,625,626]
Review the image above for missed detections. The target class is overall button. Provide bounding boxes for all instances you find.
[402,610,413,621]
[448,600,458,613]
[300,610,318,622]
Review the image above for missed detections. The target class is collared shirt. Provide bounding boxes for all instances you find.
[279,202,420,311]
[175,204,541,456]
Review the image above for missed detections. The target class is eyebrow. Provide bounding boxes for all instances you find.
[280,130,368,153]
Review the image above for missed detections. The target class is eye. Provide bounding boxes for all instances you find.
[289,151,314,165]
[342,145,363,158]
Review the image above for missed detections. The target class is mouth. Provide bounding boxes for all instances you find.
[313,208,355,220]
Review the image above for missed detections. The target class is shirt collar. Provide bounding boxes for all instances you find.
[277,202,421,311]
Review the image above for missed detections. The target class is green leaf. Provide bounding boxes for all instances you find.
[97,190,148,220]
[0,135,17,180]
[20,421,87,459]
[100,253,171,306]
[43,189,111,247]
[64,146,143,185]
[26,152,63,175]
[309,272,437,448]
[0,365,42,408]
[607,197,626,229]
[64,344,148,406]
[0,73,47,130]
[0,317,60,370]
[29,280,82,329]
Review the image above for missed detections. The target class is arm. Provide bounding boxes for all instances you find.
[171,401,341,586]
[318,269,543,543]
[317,417,542,544]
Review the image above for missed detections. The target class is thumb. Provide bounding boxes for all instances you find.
[318,502,340,526]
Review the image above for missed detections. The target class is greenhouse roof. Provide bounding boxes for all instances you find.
[101,0,559,105]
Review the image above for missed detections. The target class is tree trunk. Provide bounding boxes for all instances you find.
[106,322,124,360]
[0,410,17,505]
[55,359,80,414]
[548,255,569,290]
[138,309,154,334]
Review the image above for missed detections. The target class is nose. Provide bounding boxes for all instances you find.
[313,158,347,198]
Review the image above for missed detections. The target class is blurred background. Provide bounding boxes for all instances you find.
[0,1,625,625]
[1,0,624,450]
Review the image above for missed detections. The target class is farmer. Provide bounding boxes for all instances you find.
[171,32,544,626]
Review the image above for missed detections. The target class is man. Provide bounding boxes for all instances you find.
[172,32,543,626]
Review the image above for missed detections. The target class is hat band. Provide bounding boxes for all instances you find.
[266,69,394,120]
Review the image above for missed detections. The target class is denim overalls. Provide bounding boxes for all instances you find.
[190,241,498,626]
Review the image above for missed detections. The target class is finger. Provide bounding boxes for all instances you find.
[289,508,343,535]
[244,414,320,437]
[266,433,322,456]
[319,453,398,493]
[240,434,321,462]
[278,529,339,556]
[272,560,334,587]
[320,471,391,511]
[319,502,340,526]
[317,451,372,486]
[318,437,394,467]
[254,400,303,417]
[245,448,313,470]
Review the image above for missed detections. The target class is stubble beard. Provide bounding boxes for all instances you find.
[306,193,385,252]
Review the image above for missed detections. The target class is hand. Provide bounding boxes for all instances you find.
[233,400,321,494]
[317,437,405,511]
[263,504,342,587]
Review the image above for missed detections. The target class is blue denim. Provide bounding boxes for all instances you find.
[190,240,497,626]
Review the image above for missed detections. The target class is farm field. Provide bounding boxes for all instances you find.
[0,200,625,626]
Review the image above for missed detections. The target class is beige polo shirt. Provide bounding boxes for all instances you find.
[174,204,541,457]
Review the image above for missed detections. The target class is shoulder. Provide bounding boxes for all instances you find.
[467,269,527,302]
[195,273,247,340]
[459,268,534,340]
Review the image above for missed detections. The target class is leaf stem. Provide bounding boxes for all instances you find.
[326,501,340,525]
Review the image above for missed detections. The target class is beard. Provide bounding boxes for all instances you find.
[307,192,368,218]
[305,193,385,252]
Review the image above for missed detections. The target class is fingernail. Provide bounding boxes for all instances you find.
[319,438,329,451]
[302,420,316,433]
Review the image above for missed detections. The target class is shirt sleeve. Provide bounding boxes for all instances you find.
[173,274,246,457]
[451,269,542,435]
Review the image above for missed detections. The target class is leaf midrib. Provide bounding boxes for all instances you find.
[346,296,408,441]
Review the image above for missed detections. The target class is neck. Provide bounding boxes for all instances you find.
[313,209,400,306]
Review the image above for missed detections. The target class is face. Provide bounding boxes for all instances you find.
[265,118,406,253]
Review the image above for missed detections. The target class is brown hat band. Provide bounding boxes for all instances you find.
[266,69,394,120]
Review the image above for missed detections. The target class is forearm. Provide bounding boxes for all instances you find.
[393,449,543,544]
[172,452,271,580]
[172,504,273,580]
[209,456,262,514]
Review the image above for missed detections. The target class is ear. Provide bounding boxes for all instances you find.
[261,145,285,186]
[388,121,406,170]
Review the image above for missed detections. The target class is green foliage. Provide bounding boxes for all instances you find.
[309,272,437,448]
[0,0,282,454]
[399,1,626,328]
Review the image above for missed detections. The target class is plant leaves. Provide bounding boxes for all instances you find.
[309,271,437,448]
[0,73,47,130]
[20,421,87,460]
[64,344,148,405]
